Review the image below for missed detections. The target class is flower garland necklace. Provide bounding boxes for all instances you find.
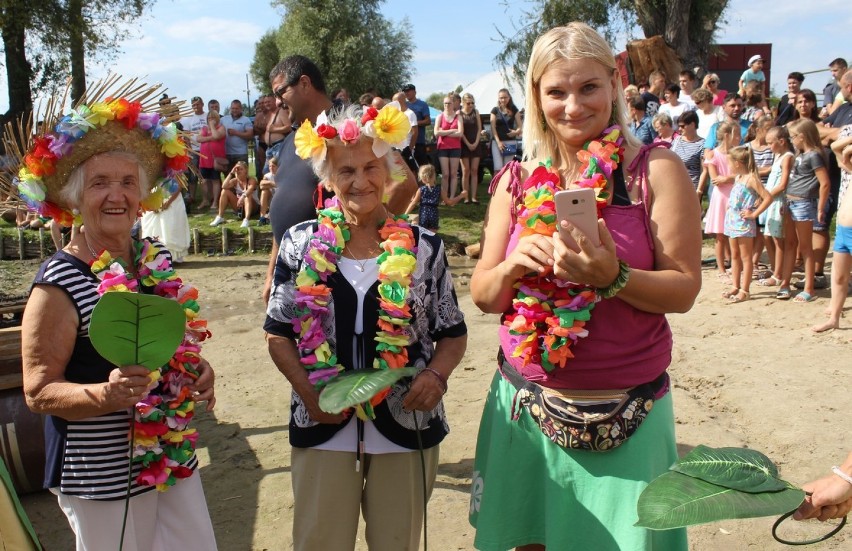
[90,239,211,491]
[504,125,624,371]
[293,198,416,420]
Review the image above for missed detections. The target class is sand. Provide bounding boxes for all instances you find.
[18,251,851,550]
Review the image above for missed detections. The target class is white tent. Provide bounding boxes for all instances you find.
[461,71,526,111]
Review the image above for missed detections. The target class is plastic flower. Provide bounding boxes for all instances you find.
[338,119,361,143]
[363,104,410,157]
[294,119,326,160]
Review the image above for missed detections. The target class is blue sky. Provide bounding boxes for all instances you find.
[1,0,847,112]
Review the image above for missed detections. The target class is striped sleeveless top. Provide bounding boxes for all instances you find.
[34,242,197,500]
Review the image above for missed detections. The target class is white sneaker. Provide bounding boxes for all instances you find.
[210,216,225,226]
[240,218,250,228]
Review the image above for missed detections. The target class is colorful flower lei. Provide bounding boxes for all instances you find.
[294,102,411,166]
[17,98,190,226]
[504,125,624,371]
[292,198,416,420]
[91,240,211,491]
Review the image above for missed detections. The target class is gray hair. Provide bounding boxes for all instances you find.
[60,152,150,208]
[652,112,673,128]
[309,104,397,181]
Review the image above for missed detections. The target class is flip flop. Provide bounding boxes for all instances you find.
[727,290,749,303]
[776,288,791,300]
[757,276,781,287]
[793,291,817,303]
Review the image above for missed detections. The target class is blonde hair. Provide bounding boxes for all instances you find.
[462,92,475,103]
[728,145,760,184]
[522,22,639,166]
[418,163,436,185]
[207,109,221,124]
[788,118,829,165]
[716,120,738,147]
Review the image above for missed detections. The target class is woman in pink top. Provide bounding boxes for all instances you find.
[469,23,701,551]
[197,109,227,211]
[703,73,728,106]
[435,92,464,205]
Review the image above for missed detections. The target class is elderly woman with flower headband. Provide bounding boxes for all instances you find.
[8,79,218,550]
[468,23,701,550]
[264,102,468,550]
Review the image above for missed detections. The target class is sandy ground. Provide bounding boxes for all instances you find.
[17,250,851,550]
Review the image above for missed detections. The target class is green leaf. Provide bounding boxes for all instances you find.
[319,367,418,414]
[89,293,186,370]
[636,471,805,530]
[671,445,788,493]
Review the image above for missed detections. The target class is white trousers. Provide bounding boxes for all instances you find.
[55,470,217,551]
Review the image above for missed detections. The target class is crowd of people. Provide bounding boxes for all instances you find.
[5,18,852,551]
[623,57,852,328]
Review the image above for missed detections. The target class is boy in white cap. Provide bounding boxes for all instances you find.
[739,54,765,95]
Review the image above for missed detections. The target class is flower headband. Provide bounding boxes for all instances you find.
[2,77,191,226]
[294,101,412,163]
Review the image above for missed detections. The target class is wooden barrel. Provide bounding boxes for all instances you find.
[0,326,45,495]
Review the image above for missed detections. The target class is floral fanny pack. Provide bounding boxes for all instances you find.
[498,349,669,452]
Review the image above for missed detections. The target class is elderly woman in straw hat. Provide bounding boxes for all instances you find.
[264,102,468,550]
[6,78,218,550]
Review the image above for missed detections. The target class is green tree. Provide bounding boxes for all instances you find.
[496,0,729,85]
[0,0,153,123]
[251,0,414,98]
[250,30,281,95]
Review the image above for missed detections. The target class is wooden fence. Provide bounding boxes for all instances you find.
[0,228,275,261]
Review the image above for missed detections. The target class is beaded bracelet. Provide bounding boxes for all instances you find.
[418,367,448,394]
[598,259,631,299]
[832,466,852,486]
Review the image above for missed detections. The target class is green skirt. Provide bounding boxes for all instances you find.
[469,371,688,551]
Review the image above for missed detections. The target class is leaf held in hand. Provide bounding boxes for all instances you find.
[319,367,417,413]
[671,445,788,493]
[89,292,186,369]
[636,471,805,530]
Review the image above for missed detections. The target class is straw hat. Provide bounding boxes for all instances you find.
[0,75,192,225]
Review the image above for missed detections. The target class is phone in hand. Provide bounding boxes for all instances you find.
[554,188,601,253]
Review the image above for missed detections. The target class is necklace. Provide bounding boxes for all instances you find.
[504,125,624,371]
[89,239,211,490]
[83,232,98,259]
[294,199,416,420]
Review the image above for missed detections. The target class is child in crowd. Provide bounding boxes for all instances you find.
[702,121,740,282]
[739,54,765,96]
[757,126,795,294]
[406,164,464,231]
[747,116,775,275]
[812,130,852,331]
[780,119,831,303]
[722,146,771,302]
[258,157,277,226]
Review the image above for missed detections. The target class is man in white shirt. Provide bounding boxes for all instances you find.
[677,70,697,110]
[178,96,208,209]
[392,91,419,173]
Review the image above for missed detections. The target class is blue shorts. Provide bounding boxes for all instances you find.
[787,197,817,222]
[813,194,836,232]
[834,224,852,254]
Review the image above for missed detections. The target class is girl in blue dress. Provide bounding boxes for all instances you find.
[723,146,772,302]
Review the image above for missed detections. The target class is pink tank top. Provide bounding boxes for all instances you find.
[437,113,461,150]
[493,158,672,390]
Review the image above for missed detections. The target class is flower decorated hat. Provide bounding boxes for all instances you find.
[0,75,192,226]
[294,101,412,165]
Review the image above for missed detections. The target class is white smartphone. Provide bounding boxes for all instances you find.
[554,188,601,253]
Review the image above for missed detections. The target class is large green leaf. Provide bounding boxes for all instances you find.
[89,292,186,369]
[319,367,417,414]
[671,445,787,493]
[636,471,805,530]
